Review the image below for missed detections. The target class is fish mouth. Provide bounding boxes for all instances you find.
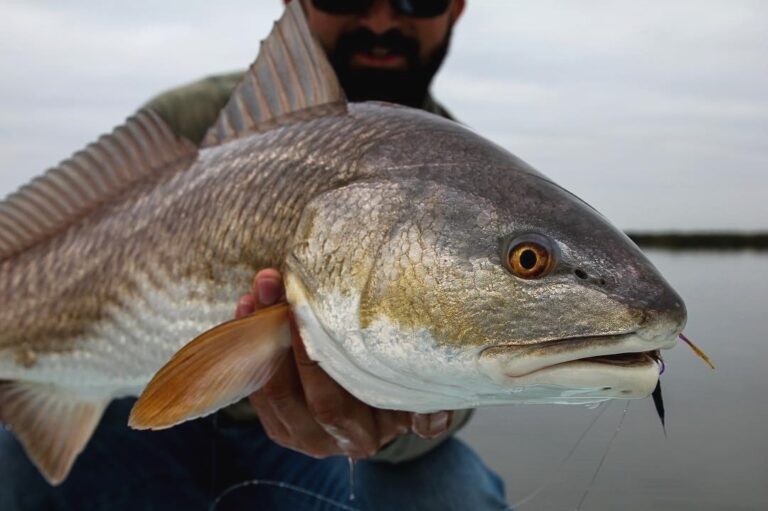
[581,350,661,368]
[478,332,675,399]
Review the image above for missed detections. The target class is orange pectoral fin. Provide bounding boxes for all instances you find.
[129,303,292,430]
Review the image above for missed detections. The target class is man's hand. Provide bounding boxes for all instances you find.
[236,269,454,459]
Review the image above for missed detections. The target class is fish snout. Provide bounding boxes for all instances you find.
[635,284,687,348]
[476,289,685,396]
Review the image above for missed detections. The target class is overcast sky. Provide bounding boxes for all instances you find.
[1,0,766,231]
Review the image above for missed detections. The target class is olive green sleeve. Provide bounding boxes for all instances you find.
[422,94,457,122]
[142,71,245,146]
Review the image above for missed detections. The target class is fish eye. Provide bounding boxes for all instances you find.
[506,235,555,279]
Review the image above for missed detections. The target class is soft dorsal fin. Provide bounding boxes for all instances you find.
[202,0,347,148]
[0,110,197,261]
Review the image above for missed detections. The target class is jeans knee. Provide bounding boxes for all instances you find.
[355,437,510,511]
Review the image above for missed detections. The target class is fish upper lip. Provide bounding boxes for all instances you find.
[485,331,637,355]
[518,331,637,349]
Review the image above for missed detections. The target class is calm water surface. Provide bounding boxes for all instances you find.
[459,251,768,511]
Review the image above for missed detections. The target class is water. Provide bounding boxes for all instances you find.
[459,251,768,510]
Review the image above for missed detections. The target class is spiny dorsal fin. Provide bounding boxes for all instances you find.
[202,0,347,148]
[0,381,108,485]
[0,110,197,261]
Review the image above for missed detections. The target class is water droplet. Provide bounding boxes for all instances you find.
[347,456,356,501]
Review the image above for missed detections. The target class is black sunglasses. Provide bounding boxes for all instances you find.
[311,0,451,18]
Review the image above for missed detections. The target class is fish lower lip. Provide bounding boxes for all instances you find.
[485,349,662,400]
[501,350,660,380]
[479,332,673,378]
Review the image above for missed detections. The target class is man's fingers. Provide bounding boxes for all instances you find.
[235,294,256,318]
[251,390,343,458]
[252,268,284,307]
[305,381,380,458]
[373,409,398,446]
[251,353,344,457]
[374,409,410,447]
[293,335,380,457]
[411,411,453,439]
[245,268,396,459]
[248,391,290,445]
[261,349,315,436]
[246,269,358,457]
[235,268,283,318]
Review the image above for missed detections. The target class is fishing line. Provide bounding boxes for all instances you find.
[210,411,220,498]
[209,479,361,511]
[511,402,611,508]
[573,400,630,511]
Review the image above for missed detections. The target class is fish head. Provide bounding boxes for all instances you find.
[285,107,686,412]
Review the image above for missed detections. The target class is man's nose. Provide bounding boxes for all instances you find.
[359,0,401,34]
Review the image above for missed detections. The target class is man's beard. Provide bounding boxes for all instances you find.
[328,27,451,108]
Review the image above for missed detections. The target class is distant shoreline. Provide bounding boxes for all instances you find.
[626,232,768,250]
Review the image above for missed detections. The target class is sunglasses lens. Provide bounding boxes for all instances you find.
[311,0,373,15]
[394,0,451,17]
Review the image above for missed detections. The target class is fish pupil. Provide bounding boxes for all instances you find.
[520,249,537,270]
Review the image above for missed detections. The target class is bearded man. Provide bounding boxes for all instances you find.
[1,2,510,510]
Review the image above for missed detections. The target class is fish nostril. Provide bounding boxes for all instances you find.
[574,268,608,287]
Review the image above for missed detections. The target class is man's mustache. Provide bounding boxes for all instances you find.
[334,28,420,63]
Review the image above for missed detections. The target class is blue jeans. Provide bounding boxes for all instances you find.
[0,398,509,510]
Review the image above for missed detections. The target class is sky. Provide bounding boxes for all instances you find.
[1,0,766,231]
